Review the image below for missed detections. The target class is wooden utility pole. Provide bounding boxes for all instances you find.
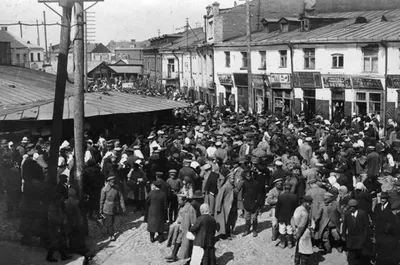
[36,20,41,46]
[245,0,254,113]
[48,6,72,185]
[18,21,23,38]
[43,11,49,61]
[74,0,85,200]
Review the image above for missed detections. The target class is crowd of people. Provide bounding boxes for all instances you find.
[1,102,400,265]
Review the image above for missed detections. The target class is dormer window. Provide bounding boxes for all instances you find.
[281,22,289,33]
[300,19,310,31]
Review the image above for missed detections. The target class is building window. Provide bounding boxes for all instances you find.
[147,61,150,70]
[259,51,266,69]
[167,59,175,78]
[281,23,289,32]
[355,92,382,115]
[279,50,287,68]
[225,52,230,68]
[300,19,310,31]
[332,53,344,68]
[303,48,315,69]
[23,54,27,62]
[37,53,41,61]
[16,54,20,63]
[30,53,34,62]
[362,46,378,72]
[241,52,248,68]
[208,21,214,40]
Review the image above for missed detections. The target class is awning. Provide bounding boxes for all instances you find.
[0,91,188,121]
[109,65,142,74]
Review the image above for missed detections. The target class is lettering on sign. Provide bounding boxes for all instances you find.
[323,76,352,89]
[218,74,233,85]
[269,73,291,89]
[252,74,268,89]
[352,77,383,90]
[293,72,322,88]
[387,75,400,88]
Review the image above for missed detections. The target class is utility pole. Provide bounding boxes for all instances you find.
[43,11,48,61]
[74,0,85,201]
[18,21,23,38]
[46,4,72,186]
[84,10,88,92]
[245,0,254,113]
[36,20,41,46]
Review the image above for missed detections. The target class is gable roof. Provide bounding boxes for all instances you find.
[87,43,111,54]
[160,28,205,51]
[0,30,43,49]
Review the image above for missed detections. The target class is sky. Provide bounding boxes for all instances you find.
[1,0,237,48]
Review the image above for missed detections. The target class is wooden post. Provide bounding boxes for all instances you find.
[48,6,72,185]
[245,0,254,113]
[43,11,49,61]
[74,0,85,200]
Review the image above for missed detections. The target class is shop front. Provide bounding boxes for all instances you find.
[352,77,383,116]
[293,72,322,117]
[253,74,269,114]
[269,73,292,115]
[233,73,249,111]
[217,74,234,107]
[386,75,400,120]
[322,75,352,121]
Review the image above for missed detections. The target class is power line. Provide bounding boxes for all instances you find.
[0,22,79,28]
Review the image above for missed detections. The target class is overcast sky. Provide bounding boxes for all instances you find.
[1,0,237,48]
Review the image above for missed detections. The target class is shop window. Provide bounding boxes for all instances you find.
[225,51,230,68]
[362,46,378,72]
[332,53,344,68]
[303,48,315,69]
[355,92,382,115]
[259,51,266,69]
[241,52,248,68]
[279,50,287,68]
[303,89,316,115]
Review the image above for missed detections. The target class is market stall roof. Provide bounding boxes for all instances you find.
[109,65,142,74]
[0,91,188,121]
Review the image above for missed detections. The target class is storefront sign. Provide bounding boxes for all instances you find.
[269,73,291,89]
[322,76,352,89]
[293,72,322,89]
[233,73,248,87]
[252,74,268,89]
[352,77,383,90]
[218,74,233,85]
[387,75,400,88]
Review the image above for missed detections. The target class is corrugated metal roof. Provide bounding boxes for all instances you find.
[0,91,188,121]
[0,65,74,110]
[220,8,400,46]
[109,65,142,74]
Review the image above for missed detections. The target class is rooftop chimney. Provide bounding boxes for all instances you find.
[212,1,220,15]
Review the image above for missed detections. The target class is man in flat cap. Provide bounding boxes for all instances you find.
[291,195,313,265]
[314,192,342,254]
[342,199,369,265]
[299,137,313,166]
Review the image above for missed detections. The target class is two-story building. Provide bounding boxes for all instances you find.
[213,8,400,121]
[0,27,44,70]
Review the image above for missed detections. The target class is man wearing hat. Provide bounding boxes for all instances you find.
[148,134,160,156]
[238,168,263,237]
[366,145,380,179]
[291,196,313,265]
[306,179,326,223]
[16,136,29,158]
[269,160,286,187]
[166,169,183,223]
[275,182,298,248]
[266,178,284,241]
[299,137,313,165]
[99,175,126,241]
[342,199,369,265]
[146,179,168,243]
[203,163,219,217]
[126,160,147,214]
[214,141,228,163]
[314,192,342,254]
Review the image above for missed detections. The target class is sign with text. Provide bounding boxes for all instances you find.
[233,73,248,87]
[269,73,291,89]
[293,72,322,89]
[217,74,233,86]
[252,74,269,89]
[322,76,352,89]
[387,75,400,88]
[352,77,383,90]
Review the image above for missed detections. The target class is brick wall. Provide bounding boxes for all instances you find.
[316,99,329,119]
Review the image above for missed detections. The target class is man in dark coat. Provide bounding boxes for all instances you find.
[342,199,369,265]
[275,183,298,248]
[189,203,218,265]
[204,166,219,216]
[366,146,380,178]
[146,179,167,243]
[237,168,263,237]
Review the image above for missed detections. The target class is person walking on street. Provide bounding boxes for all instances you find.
[266,178,283,241]
[291,196,313,265]
[146,179,167,243]
[99,175,126,241]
